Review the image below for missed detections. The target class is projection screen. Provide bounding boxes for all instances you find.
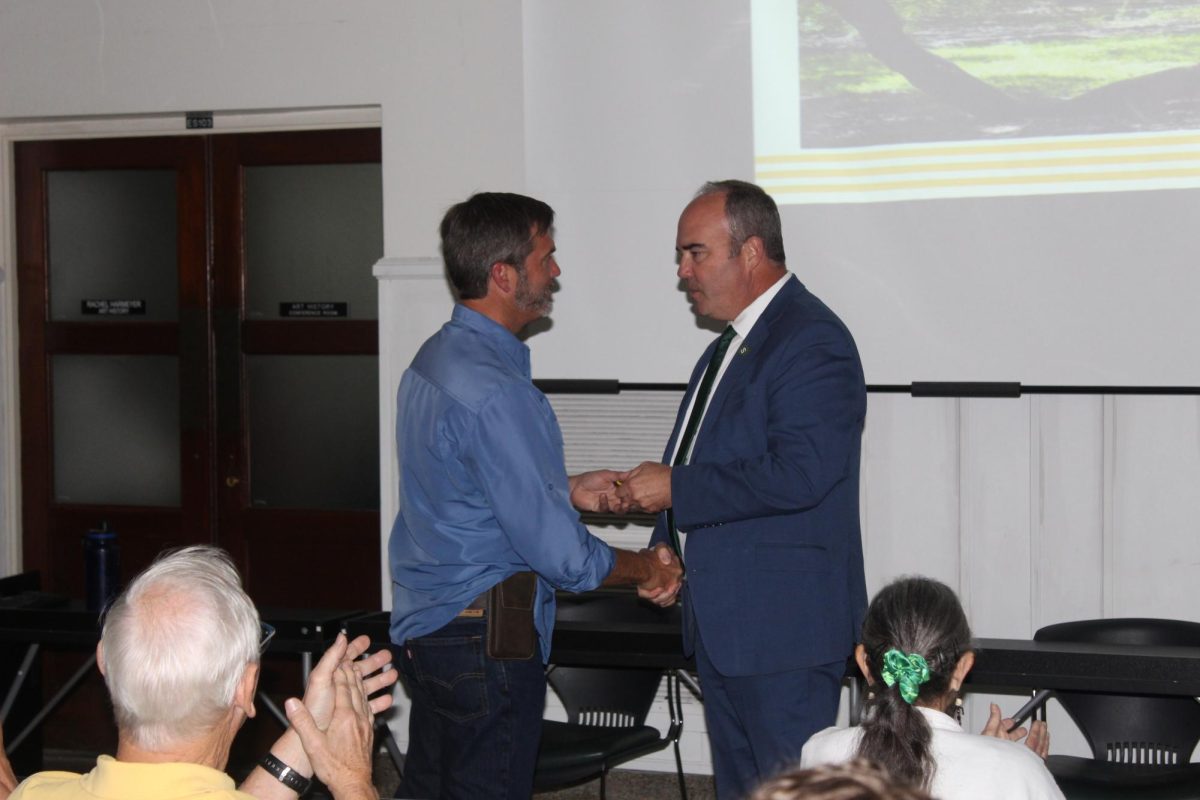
[523,0,1200,388]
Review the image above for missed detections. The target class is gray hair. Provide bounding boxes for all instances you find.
[100,545,261,750]
[696,180,787,264]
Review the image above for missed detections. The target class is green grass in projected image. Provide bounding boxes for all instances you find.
[795,0,1200,146]
[757,0,1200,202]
[807,34,1200,99]
[820,32,1200,97]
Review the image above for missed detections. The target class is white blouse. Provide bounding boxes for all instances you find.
[800,706,1065,800]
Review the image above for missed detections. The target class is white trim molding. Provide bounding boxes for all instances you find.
[373,256,451,607]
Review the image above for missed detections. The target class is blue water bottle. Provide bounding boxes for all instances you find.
[84,523,121,612]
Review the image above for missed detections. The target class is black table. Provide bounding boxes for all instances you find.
[552,588,693,670]
[349,592,1200,698]
[969,637,1200,697]
[347,593,1200,762]
[547,590,1200,700]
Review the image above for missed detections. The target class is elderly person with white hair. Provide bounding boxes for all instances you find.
[0,545,395,800]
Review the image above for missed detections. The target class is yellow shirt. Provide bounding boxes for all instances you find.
[10,755,256,800]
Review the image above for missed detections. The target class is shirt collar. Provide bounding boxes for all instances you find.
[730,272,793,339]
[85,755,240,799]
[915,704,966,733]
[451,303,531,377]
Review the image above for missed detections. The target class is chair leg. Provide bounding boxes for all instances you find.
[674,739,688,800]
[669,670,689,800]
[599,769,607,800]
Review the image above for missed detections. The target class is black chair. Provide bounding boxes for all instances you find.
[1034,618,1200,799]
[534,665,687,799]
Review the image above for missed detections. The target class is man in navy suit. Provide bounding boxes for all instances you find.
[618,180,867,799]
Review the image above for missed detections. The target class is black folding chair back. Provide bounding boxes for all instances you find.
[534,666,686,799]
[1035,618,1200,799]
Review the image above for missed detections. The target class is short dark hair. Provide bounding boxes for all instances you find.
[696,180,786,264]
[751,759,934,800]
[856,577,973,790]
[439,192,554,300]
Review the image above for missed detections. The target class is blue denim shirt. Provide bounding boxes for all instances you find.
[388,304,615,661]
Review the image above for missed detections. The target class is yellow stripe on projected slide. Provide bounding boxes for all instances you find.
[754,131,1200,201]
[761,166,1200,195]
[755,131,1200,164]
[759,149,1200,181]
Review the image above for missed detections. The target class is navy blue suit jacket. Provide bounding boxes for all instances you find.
[651,276,867,677]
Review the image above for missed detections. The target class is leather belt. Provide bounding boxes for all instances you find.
[457,590,487,618]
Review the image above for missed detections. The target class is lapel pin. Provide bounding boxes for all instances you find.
[739,346,749,355]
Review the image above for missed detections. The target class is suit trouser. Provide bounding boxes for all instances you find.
[694,628,843,800]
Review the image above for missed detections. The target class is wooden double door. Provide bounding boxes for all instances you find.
[16,128,384,611]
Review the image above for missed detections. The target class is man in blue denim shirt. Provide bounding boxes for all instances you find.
[389,192,682,800]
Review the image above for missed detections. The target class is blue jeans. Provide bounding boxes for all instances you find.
[393,617,547,800]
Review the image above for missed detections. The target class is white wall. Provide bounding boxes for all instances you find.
[0,0,528,253]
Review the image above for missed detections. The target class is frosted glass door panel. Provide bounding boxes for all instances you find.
[247,355,379,509]
[244,164,383,320]
[52,356,181,506]
[47,170,178,322]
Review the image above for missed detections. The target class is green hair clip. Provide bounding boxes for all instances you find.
[880,648,931,704]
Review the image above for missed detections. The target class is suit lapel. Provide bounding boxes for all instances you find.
[691,277,805,454]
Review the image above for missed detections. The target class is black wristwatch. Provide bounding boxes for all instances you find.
[259,752,313,796]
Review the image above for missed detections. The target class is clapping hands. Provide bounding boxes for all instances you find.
[287,662,378,800]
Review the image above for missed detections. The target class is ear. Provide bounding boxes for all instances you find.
[949,650,975,692]
[739,235,765,270]
[234,662,260,719]
[96,641,107,677]
[854,643,874,684]
[489,261,516,296]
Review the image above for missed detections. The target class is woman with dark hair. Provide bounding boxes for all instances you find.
[800,577,1063,798]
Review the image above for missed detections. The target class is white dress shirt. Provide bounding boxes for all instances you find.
[800,706,1065,800]
[670,271,794,467]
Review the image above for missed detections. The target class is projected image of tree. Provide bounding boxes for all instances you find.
[800,0,1200,147]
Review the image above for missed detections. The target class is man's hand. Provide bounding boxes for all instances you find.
[980,702,1050,759]
[635,543,683,607]
[569,470,630,513]
[286,663,378,800]
[240,632,396,799]
[614,462,672,513]
[303,633,397,730]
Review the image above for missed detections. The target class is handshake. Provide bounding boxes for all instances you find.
[569,463,674,516]
[569,465,683,607]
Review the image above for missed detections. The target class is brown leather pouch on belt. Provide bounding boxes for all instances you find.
[486,571,537,660]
